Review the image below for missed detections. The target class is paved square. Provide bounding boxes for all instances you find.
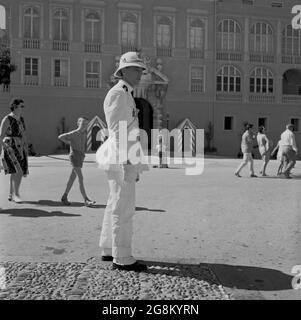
[0,155,300,299]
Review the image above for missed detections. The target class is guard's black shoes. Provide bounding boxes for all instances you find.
[101,255,113,261]
[112,262,147,272]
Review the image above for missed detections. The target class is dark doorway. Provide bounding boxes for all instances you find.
[91,126,101,151]
[134,98,153,150]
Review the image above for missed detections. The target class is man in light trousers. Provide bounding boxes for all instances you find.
[97,52,148,272]
[280,124,298,179]
[235,123,257,178]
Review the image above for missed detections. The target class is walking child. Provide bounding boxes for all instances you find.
[58,117,95,206]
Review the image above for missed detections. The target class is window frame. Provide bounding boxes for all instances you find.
[216,65,241,93]
[217,18,242,51]
[250,67,274,94]
[51,57,70,86]
[21,55,41,85]
[84,59,102,89]
[189,65,205,93]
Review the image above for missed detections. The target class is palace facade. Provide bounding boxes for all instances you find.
[0,0,301,157]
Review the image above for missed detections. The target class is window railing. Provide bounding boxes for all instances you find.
[190,82,203,93]
[216,92,242,101]
[216,51,242,61]
[190,49,204,59]
[249,53,274,63]
[23,38,40,49]
[156,47,172,57]
[121,44,138,54]
[249,94,275,103]
[23,75,39,86]
[52,40,69,51]
[282,55,301,64]
[54,76,68,87]
[86,78,100,88]
[85,42,102,53]
[282,95,301,104]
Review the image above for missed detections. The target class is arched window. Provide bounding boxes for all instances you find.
[52,8,69,40]
[216,65,241,92]
[85,10,101,42]
[189,18,205,50]
[282,25,301,56]
[250,67,273,93]
[121,12,137,46]
[250,22,273,53]
[217,19,241,51]
[157,16,172,48]
[23,6,40,39]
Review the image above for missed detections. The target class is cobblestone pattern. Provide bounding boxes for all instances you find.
[0,258,232,300]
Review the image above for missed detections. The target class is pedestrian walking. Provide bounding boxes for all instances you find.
[96,51,149,272]
[280,124,298,179]
[58,117,95,206]
[235,123,257,178]
[0,98,28,203]
[257,126,270,176]
[271,140,285,176]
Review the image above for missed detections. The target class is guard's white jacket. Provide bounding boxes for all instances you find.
[96,80,148,173]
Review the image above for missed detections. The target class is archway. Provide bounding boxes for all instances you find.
[283,69,301,95]
[134,98,153,150]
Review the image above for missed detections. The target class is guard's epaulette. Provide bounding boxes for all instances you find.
[122,85,128,92]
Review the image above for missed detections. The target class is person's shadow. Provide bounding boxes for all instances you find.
[144,261,293,293]
[206,263,294,297]
[0,208,81,218]
[22,200,106,209]
[89,258,294,297]
[136,206,166,213]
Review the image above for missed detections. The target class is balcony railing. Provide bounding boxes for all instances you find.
[23,75,39,86]
[190,49,204,59]
[190,83,203,93]
[52,40,69,51]
[216,51,242,61]
[282,55,301,64]
[86,78,100,88]
[249,53,274,63]
[249,94,275,103]
[282,95,301,104]
[121,44,138,54]
[156,47,172,57]
[85,42,102,53]
[216,92,242,101]
[23,38,40,49]
[54,76,68,87]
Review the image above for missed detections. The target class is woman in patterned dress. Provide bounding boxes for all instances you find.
[0,98,28,203]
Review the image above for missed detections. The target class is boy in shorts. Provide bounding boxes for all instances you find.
[58,117,95,207]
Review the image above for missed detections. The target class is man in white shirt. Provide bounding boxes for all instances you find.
[280,124,298,178]
[97,52,148,272]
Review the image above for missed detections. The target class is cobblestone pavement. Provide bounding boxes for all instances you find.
[0,258,232,300]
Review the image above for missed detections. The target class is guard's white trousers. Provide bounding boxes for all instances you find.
[99,166,137,265]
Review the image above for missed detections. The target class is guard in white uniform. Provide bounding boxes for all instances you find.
[97,52,148,272]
